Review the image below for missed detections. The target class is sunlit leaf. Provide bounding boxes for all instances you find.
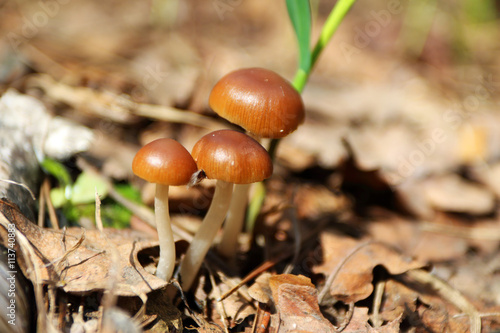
[286,0,312,73]
[71,171,109,205]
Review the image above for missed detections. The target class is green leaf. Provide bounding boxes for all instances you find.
[286,0,312,74]
[50,187,67,208]
[71,171,109,205]
[40,158,72,187]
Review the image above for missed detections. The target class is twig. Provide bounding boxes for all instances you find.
[215,271,254,304]
[337,302,354,332]
[254,303,271,333]
[38,181,45,228]
[420,222,500,240]
[370,280,385,328]
[41,179,59,230]
[28,73,227,130]
[217,252,289,302]
[0,179,36,201]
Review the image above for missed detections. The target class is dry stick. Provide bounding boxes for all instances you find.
[0,179,36,201]
[218,251,290,302]
[405,269,481,333]
[38,181,46,228]
[28,73,227,130]
[337,302,355,332]
[420,222,500,240]
[370,280,386,328]
[215,271,254,304]
[42,179,60,230]
[253,303,271,333]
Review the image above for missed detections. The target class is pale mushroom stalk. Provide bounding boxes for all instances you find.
[132,138,198,283]
[217,183,250,257]
[154,184,175,281]
[180,180,234,290]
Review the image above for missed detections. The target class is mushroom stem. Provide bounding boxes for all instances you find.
[154,184,175,281]
[217,183,251,257]
[180,180,234,290]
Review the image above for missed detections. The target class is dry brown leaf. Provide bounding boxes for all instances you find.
[293,184,351,220]
[248,272,272,304]
[269,274,336,333]
[377,280,418,323]
[0,200,166,296]
[364,212,471,262]
[314,232,424,303]
[422,174,495,215]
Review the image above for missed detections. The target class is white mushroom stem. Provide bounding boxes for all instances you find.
[217,183,251,257]
[180,180,234,290]
[154,184,175,281]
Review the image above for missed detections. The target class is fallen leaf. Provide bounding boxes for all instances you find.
[422,174,495,215]
[0,200,167,296]
[314,232,424,303]
[269,274,336,333]
[248,272,272,304]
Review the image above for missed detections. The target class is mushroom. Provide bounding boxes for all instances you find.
[132,138,198,281]
[180,129,272,290]
[209,67,305,139]
[209,68,305,257]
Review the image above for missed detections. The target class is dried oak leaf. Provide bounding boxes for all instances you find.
[269,274,336,333]
[313,232,424,303]
[0,200,166,296]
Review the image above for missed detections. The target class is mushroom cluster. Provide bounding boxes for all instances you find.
[132,67,304,290]
[209,68,304,258]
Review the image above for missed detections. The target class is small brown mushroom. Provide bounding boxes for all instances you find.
[180,130,272,290]
[132,138,197,281]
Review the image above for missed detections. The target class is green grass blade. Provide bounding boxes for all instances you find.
[286,0,312,74]
[311,0,357,67]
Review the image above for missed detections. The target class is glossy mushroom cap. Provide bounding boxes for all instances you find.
[192,130,273,184]
[132,138,198,186]
[209,68,305,139]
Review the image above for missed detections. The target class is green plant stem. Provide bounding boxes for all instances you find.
[246,0,357,232]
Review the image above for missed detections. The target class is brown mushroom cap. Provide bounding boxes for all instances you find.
[132,138,198,186]
[191,130,273,184]
[209,68,305,139]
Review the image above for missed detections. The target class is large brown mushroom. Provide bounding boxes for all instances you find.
[209,67,305,139]
[132,138,197,281]
[179,129,272,290]
[209,68,305,257]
